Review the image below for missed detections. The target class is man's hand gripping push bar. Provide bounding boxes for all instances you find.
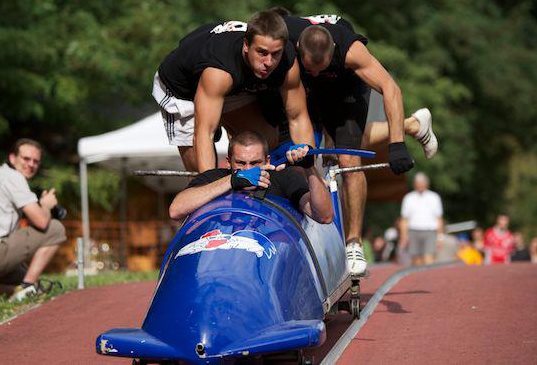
[274,143,414,175]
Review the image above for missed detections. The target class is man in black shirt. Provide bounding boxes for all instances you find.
[153,11,315,172]
[268,13,439,276]
[169,131,333,224]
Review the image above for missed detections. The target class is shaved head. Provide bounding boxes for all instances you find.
[298,25,335,65]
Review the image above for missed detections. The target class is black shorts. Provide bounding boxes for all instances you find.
[308,78,371,149]
[258,79,371,148]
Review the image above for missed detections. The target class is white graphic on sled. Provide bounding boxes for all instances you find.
[175,229,277,259]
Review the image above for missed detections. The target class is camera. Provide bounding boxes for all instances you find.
[51,205,67,220]
[34,188,68,220]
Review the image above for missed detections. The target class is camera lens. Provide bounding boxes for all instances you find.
[51,205,67,220]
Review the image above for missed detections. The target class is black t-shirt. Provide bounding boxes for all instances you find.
[283,15,368,95]
[158,21,297,100]
[187,168,309,209]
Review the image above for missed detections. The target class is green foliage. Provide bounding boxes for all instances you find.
[87,168,121,212]
[506,153,537,238]
[29,165,120,214]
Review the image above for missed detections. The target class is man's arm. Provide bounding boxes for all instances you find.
[280,59,315,147]
[169,175,232,221]
[194,68,234,172]
[299,166,333,224]
[345,41,404,144]
[21,189,57,230]
[169,166,274,221]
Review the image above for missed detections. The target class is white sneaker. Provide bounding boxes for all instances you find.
[8,284,37,302]
[346,242,367,276]
[413,108,438,159]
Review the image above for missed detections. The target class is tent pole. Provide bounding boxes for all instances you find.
[119,158,128,269]
[79,159,90,288]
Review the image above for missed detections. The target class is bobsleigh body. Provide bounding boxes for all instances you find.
[97,192,349,364]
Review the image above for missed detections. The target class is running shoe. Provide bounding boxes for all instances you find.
[8,279,62,302]
[8,284,38,302]
[346,241,367,276]
[413,108,438,159]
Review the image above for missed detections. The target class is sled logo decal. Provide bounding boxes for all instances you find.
[175,229,277,259]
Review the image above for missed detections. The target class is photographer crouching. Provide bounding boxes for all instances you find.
[0,138,66,301]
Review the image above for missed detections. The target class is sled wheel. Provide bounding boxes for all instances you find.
[351,297,360,319]
[299,351,314,365]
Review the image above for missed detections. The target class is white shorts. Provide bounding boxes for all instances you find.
[152,72,256,146]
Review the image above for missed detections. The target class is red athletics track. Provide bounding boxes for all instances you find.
[338,263,537,364]
[0,265,399,364]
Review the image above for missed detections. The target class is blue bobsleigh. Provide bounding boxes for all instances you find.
[96,149,375,364]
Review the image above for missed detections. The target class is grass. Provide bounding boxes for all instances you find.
[0,270,158,323]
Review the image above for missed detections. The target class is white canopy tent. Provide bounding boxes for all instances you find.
[77,112,230,268]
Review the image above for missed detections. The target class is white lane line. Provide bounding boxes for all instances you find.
[321,261,458,365]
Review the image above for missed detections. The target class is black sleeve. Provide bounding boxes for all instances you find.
[272,168,310,208]
[327,24,368,60]
[187,169,231,188]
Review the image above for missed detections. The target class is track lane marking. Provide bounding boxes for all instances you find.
[321,261,459,365]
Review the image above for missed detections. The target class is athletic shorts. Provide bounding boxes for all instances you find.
[0,220,66,283]
[408,229,437,257]
[152,72,256,146]
[259,77,371,149]
[308,77,371,149]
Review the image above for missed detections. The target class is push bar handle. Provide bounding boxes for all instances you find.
[272,147,376,167]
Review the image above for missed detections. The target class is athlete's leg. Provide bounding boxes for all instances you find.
[363,116,419,146]
[362,109,438,159]
[178,146,197,171]
[222,101,280,150]
[339,155,367,242]
[325,84,370,275]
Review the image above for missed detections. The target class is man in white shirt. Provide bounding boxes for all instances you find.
[399,172,443,265]
[0,139,66,301]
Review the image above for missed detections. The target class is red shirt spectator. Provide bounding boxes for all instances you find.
[484,215,515,264]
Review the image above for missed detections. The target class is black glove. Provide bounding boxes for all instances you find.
[388,142,414,174]
[288,144,315,169]
[231,167,261,190]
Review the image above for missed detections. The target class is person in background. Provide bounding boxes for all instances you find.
[0,139,66,301]
[457,233,483,265]
[483,214,515,264]
[529,237,537,264]
[471,227,485,258]
[510,231,530,262]
[383,219,400,262]
[399,172,444,266]
[372,236,391,263]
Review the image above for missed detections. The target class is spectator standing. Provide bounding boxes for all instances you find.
[471,227,485,257]
[383,220,399,263]
[372,236,387,263]
[483,214,515,264]
[0,139,66,301]
[529,237,537,264]
[399,172,444,266]
[511,231,530,262]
